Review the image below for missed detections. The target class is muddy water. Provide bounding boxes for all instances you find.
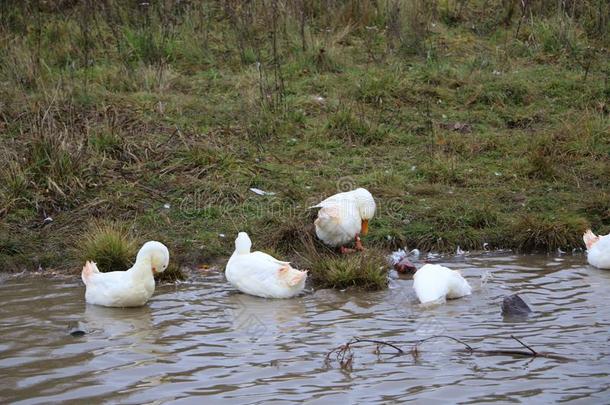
[1,254,609,403]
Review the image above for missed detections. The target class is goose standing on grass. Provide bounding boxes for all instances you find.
[583,229,610,269]
[413,264,472,304]
[226,232,307,299]
[82,241,169,307]
[310,188,376,253]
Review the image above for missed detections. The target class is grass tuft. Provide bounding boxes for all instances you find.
[511,214,589,252]
[77,221,138,273]
[297,233,388,291]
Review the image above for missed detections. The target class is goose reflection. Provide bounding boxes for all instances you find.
[83,304,157,346]
[224,293,307,339]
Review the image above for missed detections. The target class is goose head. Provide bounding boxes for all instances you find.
[136,241,170,274]
[234,232,252,254]
[352,188,376,235]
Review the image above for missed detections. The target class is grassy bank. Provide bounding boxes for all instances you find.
[0,1,608,284]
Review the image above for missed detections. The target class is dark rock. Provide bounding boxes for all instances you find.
[67,321,86,337]
[70,330,86,337]
[502,294,532,317]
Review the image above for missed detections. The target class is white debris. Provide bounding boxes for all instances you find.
[427,252,440,260]
[480,271,494,287]
[250,188,276,196]
[163,203,171,209]
[390,249,407,265]
[483,242,490,251]
[456,246,465,255]
[219,233,226,238]
[390,248,420,265]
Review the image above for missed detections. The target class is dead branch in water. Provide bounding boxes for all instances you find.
[412,334,569,361]
[325,335,571,369]
[325,337,404,371]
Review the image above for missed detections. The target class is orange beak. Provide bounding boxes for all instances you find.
[361,219,369,236]
[152,266,157,275]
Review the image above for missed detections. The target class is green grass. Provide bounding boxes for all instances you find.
[0,1,609,287]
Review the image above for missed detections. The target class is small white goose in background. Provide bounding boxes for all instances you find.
[310,187,376,253]
[413,264,472,304]
[81,241,169,307]
[583,229,610,269]
[226,232,307,299]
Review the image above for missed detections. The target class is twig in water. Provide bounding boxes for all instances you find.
[511,334,537,356]
[415,335,474,352]
[353,338,405,354]
[325,335,571,369]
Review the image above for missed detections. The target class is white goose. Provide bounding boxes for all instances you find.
[583,229,610,269]
[310,188,376,253]
[413,264,472,304]
[81,241,169,307]
[225,232,307,299]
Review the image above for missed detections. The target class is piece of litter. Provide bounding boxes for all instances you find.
[163,203,171,209]
[219,233,226,238]
[456,246,465,255]
[250,188,276,196]
[427,252,440,260]
[390,249,407,265]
